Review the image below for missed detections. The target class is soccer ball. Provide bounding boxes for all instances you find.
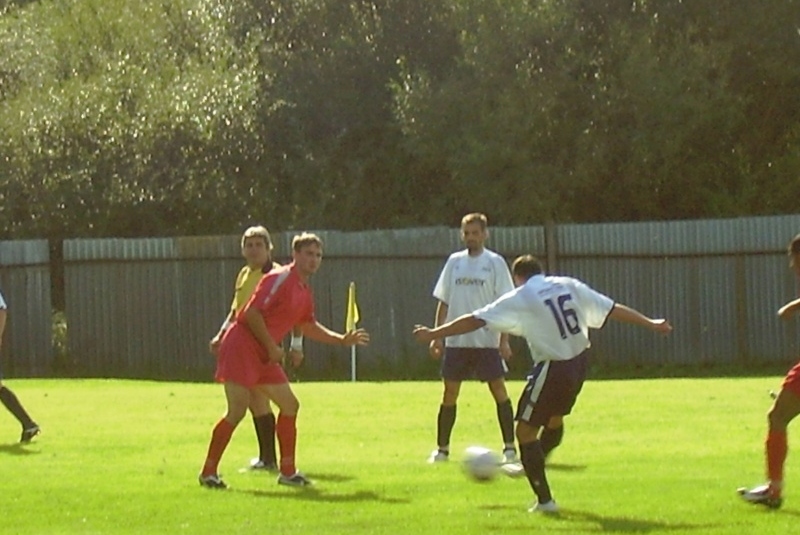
[462,446,501,481]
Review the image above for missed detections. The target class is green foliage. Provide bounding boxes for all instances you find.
[1,0,265,237]
[1,0,799,238]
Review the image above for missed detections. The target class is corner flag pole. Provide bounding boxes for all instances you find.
[345,281,360,382]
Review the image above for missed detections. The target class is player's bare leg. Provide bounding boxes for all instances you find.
[487,378,516,461]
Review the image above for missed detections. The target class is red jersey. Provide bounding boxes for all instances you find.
[217,263,314,386]
[238,263,314,342]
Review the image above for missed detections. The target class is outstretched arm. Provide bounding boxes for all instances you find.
[608,304,672,334]
[413,314,486,344]
[778,297,800,319]
[301,321,370,347]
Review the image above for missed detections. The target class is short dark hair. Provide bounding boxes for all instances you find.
[241,225,273,250]
[511,254,543,280]
[790,234,800,255]
[461,212,488,231]
[292,232,323,252]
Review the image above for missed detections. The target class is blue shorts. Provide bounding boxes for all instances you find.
[440,347,507,382]
[515,352,588,428]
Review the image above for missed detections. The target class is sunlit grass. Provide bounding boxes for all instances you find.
[0,376,794,534]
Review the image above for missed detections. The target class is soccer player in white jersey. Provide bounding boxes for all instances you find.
[427,213,517,464]
[0,290,40,443]
[414,254,672,513]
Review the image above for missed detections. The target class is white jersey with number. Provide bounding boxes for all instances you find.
[474,274,614,362]
[433,248,514,348]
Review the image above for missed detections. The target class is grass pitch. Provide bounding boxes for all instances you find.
[0,377,795,534]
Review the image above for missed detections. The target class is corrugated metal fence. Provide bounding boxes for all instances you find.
[3,214,800,379]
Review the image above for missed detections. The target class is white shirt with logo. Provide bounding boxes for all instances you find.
[433,249,514,348]
[474,274,614,362]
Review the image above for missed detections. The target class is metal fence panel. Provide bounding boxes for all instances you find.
[56,214,800,380]
[64,237,244,379]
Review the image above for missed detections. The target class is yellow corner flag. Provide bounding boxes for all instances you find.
[346,281,360,331]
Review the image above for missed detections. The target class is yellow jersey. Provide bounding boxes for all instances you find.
[230,262,281,314]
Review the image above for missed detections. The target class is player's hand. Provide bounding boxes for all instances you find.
[499,341,513,361]
[342,328,370,347]
[288,349,304,368]
[209,336,222,357]
[428,339,443,360]
[267,344,285,364]
[413,325,435,344]
[650,319,673,334]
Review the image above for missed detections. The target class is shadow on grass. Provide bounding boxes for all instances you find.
[0,443,40,456]
[547,463,587,472]
[304,472,356,483]
[233,486,409,504]
[480,507,713,533]
[767,507,800,518]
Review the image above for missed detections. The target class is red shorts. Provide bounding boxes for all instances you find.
[782,361,800,398]
[216,326,288,388]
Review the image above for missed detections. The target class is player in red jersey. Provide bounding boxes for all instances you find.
[739,234,800,509]
[199,233,369,489]
[208,225,304,471]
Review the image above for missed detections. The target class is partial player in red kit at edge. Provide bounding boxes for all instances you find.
[739,234,800,509]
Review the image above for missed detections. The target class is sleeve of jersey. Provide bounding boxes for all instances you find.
[473,293,521,335]
[432,257,452,302]
[230,268,247,312]
[0,291,6,309]
[573,281,615,329]
[494,256,515,296]
[250,272,283,313]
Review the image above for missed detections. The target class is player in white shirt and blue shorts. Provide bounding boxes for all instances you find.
[0,290,40,443]
[414,254,672,513]
[427,213,517,464]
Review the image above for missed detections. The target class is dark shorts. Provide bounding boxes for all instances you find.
[783,360,800,398]
[515,352,588,428]
[441,347,507,382]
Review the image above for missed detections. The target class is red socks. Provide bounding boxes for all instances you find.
[766,430,788,494]
[276,414,298,476]
[201,419,235,477]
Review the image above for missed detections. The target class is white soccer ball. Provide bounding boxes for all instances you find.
[462,446,501,481]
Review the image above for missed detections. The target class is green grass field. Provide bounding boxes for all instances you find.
[0,377,795,534]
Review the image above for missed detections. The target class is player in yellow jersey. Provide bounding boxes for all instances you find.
[209,226,304,471]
